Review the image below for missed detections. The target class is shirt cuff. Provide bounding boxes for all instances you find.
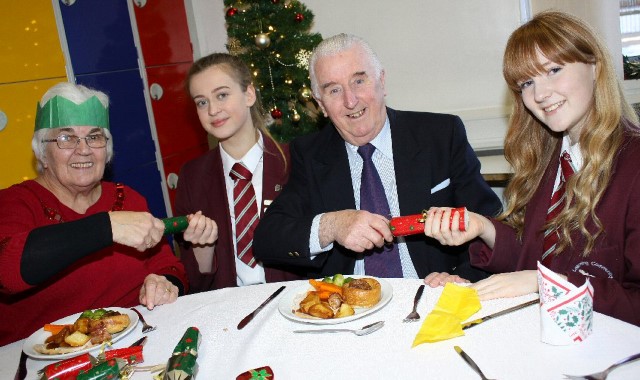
[309,213,333,258]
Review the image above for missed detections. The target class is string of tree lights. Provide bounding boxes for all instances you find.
[224,0,325,142]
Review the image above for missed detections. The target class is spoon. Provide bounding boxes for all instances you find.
[293,321,384,336]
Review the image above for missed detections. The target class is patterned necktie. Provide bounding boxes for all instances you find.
[542,151,575,266]
[357,143,403,277]
[230,163,258,268]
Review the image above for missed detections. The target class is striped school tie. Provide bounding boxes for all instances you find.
[230,162,259,267]
[541,151,575,266]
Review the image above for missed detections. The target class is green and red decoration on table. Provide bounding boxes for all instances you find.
[76,358,130,380]
[389,207,468,236]
[39,344,143,379]
[236,366,274,379]
[161,326,201,380]
[162,216,189,234]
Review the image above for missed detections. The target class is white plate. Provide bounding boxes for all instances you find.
[22,307,138,360]
[278,276,393,325]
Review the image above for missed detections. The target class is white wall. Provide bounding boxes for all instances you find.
[184,0,625,155]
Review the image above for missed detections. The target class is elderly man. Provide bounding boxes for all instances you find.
[254,33,501,280]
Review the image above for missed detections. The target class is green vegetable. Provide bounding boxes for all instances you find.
[332,273,345,287]
[79,308,108,319]
[343,277,354,284]
[322,276,333,283]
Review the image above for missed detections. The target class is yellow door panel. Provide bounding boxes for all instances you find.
[0,79,64,189]
[0,0,66,83]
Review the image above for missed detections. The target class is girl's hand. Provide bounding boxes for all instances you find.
[470,270,538,300]
[423,207,495,248]
[424,271,470,287]
[182,211,218,246]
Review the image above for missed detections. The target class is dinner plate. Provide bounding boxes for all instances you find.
[278,276,393,325]
[22,307,138,360]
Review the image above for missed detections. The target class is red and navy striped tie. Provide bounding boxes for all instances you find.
[230,162,258,268]
[541,151,575,266]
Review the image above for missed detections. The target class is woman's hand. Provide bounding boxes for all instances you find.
[423,272,470,287]
[470,270,538,300]
[182,211,218,246]
[139,273,178,309]
[423,207,496,249]
[109,211,165,252]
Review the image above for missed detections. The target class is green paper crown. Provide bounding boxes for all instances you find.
[35,95,109,131]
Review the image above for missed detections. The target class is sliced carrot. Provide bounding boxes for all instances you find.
[316,290,335,301]
[309,279,343,296]
[44,324,71,335]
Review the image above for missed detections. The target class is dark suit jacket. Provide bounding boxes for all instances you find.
[254,108,502,280]
[175,136,304,293]
[470,133,640,326]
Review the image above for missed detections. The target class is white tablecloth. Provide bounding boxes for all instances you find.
[2,278,639,379]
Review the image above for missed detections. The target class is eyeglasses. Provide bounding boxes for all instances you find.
[42,134,109,149]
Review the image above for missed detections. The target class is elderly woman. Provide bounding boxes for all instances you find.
[0,82,217,346]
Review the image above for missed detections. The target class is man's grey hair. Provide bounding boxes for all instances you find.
[32,82,114,173]
[309,33,384,98]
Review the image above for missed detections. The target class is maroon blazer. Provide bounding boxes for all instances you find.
[470,133,640,326]
[175,136,304,292]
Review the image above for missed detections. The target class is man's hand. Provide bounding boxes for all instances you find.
[319,210,393,252]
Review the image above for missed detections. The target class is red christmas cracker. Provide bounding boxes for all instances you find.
[389,207,468,237]
[236,366,274,379]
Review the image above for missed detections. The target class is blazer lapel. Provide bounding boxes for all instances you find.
[312,127,356,210]
[261,137,286,216]
[389,109,431,214]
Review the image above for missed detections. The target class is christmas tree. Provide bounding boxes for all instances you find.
[224,0,325,142]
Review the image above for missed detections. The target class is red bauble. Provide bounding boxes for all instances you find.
[226,7,238,17]
[294,13,304,22]
[271,108,283,119]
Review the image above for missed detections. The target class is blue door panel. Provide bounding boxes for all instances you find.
[113,161,167,219]
[58,0,138,74]
[75,70,166,218]
[75,70,156,171]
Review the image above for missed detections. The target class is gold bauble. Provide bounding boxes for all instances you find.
[255,33,271,49]
[291,110,301,122]
[299,87,313,102]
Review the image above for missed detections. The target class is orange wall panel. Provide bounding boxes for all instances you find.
[0,79,63,189]
[0,0,67,83]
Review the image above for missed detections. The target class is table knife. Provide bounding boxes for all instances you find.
[462,298,539,330]
[454,346,491,380]
[237,285,286,330]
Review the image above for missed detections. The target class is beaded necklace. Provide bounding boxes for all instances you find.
[42,183,125,223]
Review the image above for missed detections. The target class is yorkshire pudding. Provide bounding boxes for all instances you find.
[342,278,381,308]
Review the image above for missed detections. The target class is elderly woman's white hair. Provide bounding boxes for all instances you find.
[32,82,114,173]
[308,33,384,98]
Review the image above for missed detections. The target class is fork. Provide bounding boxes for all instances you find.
[131,308,157,333]
[403,284,425,322]
[563,352,640,380]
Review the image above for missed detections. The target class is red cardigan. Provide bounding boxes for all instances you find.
[470,134,640,326]
[0,181,186,346]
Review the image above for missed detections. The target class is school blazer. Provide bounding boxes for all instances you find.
[175,137,304,293]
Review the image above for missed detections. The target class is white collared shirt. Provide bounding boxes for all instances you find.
[309,118,418,278]
[552,134,584,192]
[220,133,266,286]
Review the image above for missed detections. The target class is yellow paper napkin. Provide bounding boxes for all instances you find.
[412,283,481,346]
